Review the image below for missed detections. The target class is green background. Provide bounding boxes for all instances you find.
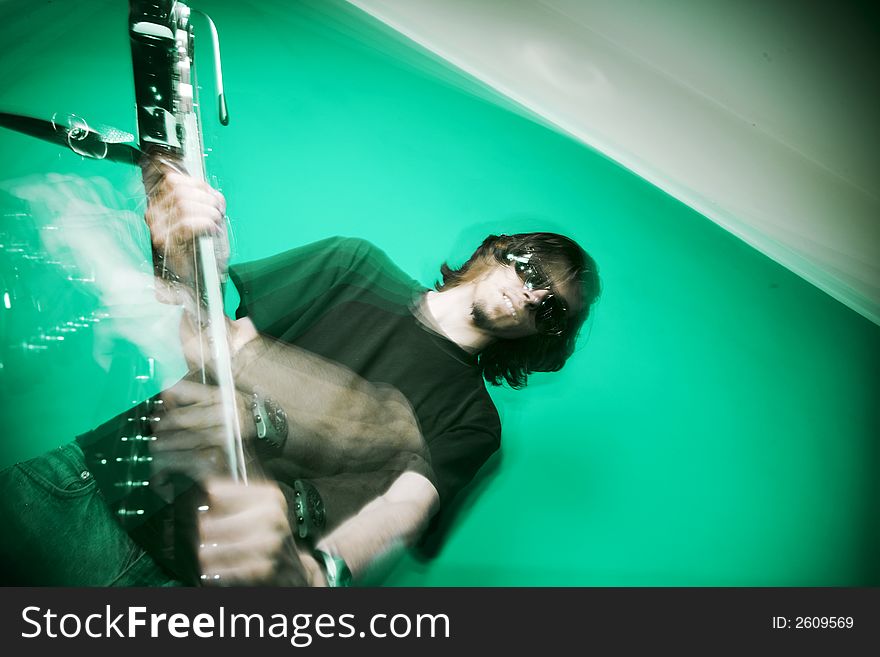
[0,0,877,585]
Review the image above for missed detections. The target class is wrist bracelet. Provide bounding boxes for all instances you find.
[314,549,353,588]
[251,391,289,450]
[293,479,326,540]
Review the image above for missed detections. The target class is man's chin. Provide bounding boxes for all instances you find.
[471,304,493,331]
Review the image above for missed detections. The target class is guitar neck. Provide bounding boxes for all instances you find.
[128,0,245,483]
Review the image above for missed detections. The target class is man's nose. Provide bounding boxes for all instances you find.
[522,287,550,307]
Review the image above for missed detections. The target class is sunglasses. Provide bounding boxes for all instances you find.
[506,252,568,336]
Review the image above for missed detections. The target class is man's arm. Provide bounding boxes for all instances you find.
[230,326,439,585]
[157,319,438,586]
[230,326,428,475]
[303,471,440,586]
[142,166,439,586]
[193,470,437,587]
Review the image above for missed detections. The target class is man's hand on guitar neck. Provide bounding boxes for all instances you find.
[142,154,230,283]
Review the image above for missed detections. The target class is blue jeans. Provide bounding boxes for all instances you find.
[0,441,181,586]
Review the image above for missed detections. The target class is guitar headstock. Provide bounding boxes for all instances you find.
[129,1,227,161]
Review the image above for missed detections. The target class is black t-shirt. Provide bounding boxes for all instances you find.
[228,237,501,513]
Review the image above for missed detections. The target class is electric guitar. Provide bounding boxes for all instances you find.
[80,0,240,584]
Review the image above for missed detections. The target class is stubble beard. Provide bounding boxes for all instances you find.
[471,302,493,331]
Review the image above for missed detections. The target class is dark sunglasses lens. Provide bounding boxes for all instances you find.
[514,260,550,290]
[536,296,567,336]
[513,260,531,283]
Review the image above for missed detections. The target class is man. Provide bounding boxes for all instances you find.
[0,164,600,586]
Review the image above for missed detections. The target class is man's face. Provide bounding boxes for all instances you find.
[470,256,579,339]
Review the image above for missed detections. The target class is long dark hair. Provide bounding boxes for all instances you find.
[436,232,601,388]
